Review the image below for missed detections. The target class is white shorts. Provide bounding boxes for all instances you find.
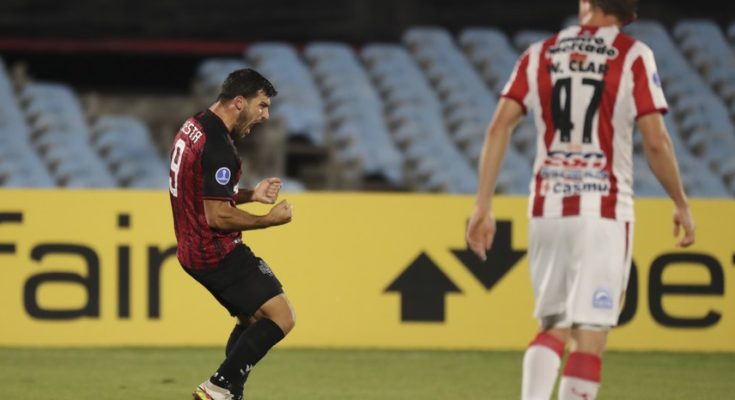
[528,217,633,329]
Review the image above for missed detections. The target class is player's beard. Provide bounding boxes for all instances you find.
[233,108,252,139]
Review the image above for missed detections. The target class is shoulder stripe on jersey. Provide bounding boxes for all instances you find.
[631,56,667,119]
[599,34,636,220]
[532,34,559,217]
[632,57,655,117]
[501,51,531,114]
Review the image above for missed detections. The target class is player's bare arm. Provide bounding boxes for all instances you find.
[204,198,292,232]
[234,177,283,204]
[466,98,525,261]
[638,112,695,247]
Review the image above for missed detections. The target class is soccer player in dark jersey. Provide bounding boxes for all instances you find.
[168,68,294,400]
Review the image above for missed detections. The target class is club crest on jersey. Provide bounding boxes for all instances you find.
[215,167,231,185]
[257,259,274,276]
[593,288,613,310]
[652,71,662,87]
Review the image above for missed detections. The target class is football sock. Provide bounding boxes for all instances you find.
[226,322,249,357]
[211,318,285,391]
[522,332,565,400]
[224,321,251,394]
[558,352,601,400]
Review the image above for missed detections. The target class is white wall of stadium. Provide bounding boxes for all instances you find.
[0,191,733,351]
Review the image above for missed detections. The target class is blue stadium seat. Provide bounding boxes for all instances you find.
[246,42,327,146]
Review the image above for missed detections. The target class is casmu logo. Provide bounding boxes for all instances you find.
[551,182,610,196]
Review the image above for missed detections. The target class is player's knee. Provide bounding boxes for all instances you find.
[236,314,256,327]
[262,305,295,335]
[258,294,296,334]
[278,308,296,335]
[541,325,571,344]
[571,326,608,356]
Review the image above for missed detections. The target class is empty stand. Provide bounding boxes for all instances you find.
[304,41,404,187]
[1,19,733,198]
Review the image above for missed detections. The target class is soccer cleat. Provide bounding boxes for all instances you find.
[192,380,239,400]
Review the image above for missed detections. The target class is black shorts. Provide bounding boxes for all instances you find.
[183,244,283,317]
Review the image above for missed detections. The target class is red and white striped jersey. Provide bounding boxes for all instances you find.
[501,25,668,221]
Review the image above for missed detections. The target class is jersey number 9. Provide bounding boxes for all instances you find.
[169,138,186,197]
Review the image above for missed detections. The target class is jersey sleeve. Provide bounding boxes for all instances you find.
[201,138,237,200]
[500,49,532,114]
[631,44,668,119]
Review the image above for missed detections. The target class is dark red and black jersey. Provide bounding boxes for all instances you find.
[169,110,243,270]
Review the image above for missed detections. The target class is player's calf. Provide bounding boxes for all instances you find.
[522,330,567,400]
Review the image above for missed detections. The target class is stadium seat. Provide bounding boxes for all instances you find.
[512,30,554,51]
[304,41,404,186]
[193,58,249,107]
[362,41,478,193]
[673,20,735,109]
[17,82,117,188]
[626,20,735,197]
[246,42,327,146]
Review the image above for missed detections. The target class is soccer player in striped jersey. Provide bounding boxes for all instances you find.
[169,68,294,400]
[466,1,695,399]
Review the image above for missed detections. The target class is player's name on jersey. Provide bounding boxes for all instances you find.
[180,120,204,143]
[548,60,609,75]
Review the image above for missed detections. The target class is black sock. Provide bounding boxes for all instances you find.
[224,321,250,393]
[225,323,249,357]
[212,318,285,391]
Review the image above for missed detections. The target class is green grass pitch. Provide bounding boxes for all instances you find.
[1,348,733,399]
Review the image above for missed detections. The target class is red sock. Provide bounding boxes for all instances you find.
[558,352,601,400]
[522,332,565,400]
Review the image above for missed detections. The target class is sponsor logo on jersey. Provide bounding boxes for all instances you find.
[547,35,619,59]
[544,151,607,169]
[593,288,613,310]
[215,167,231,185]
[550,181,611,196]
[540,151,611,196]
[540,168,609,181]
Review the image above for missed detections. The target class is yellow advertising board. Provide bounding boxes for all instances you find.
[0,191,732,351]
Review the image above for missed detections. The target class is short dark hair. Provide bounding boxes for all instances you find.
[590,0,638,24]
[218,68,277,101]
